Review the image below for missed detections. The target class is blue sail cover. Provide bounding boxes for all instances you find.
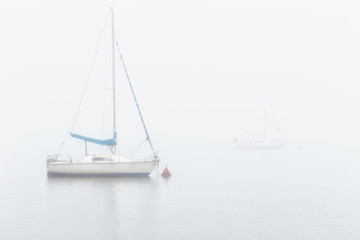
[70,132,117,146]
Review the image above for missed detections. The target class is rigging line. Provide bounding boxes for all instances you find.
[71,10,111,132]
[114,36,155,153]
[144,152,158,160]
[120,138,148,155]
[56,131,69,158]
[56,12,110,155]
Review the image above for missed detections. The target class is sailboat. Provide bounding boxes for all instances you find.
[234,90,285,149]
[47,8,159,176]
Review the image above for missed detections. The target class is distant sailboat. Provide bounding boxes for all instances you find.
[47,8,159,176]
[233,137,284,149]
[234,90,285,149]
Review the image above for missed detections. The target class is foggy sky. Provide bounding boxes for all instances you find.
[1,0,360,163]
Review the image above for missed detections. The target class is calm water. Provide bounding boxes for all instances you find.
[1,146,360,239]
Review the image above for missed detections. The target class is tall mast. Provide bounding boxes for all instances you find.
[111,7,116,154]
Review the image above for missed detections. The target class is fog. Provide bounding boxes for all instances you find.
[1,0,360,239]
[1,0,360,160]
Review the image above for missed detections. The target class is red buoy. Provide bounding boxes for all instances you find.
[161,165,172,178]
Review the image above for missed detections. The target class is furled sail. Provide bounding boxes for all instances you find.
[70,132,117,146]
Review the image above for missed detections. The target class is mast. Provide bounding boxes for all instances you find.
[111,7,116,154]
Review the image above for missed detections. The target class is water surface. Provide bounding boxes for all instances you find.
[1,146,360,239]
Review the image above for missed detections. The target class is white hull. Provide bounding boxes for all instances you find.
[47,155,159,176]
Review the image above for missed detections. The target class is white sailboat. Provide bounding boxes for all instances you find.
[234,90,285,149]
[47,8,159,176]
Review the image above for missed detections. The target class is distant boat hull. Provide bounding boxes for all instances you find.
[234,139,285,149]
[236,144,284,149]
[47,159,159,176]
